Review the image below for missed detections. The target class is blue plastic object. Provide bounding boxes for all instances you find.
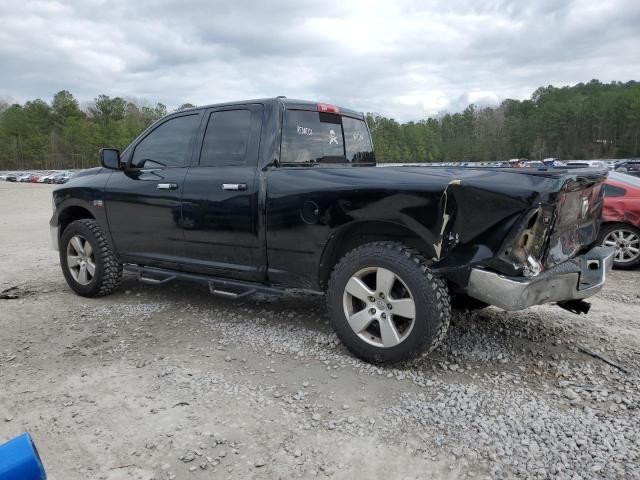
[0,433,47,480]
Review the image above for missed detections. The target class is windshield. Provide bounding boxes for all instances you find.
[281,110,374,164]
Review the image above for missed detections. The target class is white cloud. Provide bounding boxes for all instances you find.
[0,0,638,121]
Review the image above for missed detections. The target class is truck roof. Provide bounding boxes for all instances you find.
[179,97,364,118]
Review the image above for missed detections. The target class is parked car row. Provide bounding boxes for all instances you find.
[0,171,73,184]
[613,160,640,177]
[382,158,640,174]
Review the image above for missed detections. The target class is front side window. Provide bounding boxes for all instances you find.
[131,114,200,169]
[280,110,374,164]
[199,109,252,167]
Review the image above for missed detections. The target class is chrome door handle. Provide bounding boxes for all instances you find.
[222,183,247,191]
[157,183,178,190]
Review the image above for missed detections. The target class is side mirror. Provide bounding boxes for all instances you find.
[100,148,121,170]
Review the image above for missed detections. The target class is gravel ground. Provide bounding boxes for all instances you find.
[0,182,639,480]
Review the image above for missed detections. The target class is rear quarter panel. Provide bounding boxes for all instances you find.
[264,166,563,289]
[603,180,640,228]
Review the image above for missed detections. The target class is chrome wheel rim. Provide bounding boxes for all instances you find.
[342,267,416,348]
[66,235,96,285]
[603,229,640,264]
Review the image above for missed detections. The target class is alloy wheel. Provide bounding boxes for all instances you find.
[66,235,96,285]
[603,229,640,264]
[342,267,416,348]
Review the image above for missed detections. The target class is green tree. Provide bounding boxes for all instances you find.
[1,81,640,170]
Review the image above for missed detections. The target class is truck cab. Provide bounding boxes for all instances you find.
[94,98,374,284]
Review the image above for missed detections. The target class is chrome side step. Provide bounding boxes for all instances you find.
[209,283,255,299]
[123,264,285,298]
[139,273,176,285]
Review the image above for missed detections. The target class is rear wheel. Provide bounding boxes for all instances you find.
[60,219,122,297]
[599,223,640,269]
[327,242,450,364]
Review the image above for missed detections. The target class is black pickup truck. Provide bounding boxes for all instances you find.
[50,97,614,363]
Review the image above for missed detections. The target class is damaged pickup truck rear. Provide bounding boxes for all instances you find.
[50,98,614,364]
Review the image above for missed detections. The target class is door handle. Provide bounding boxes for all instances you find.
[157,183,178,190]
[222,183,247,191]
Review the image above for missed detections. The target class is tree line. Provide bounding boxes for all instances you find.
[0,80,639,170]
[368,80,640,162]
[0,92,195,170]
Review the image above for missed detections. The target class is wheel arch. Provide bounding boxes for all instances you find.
[318,220,437,291]
[57,205,96,235]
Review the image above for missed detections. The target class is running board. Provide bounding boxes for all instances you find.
[123,264,285,298]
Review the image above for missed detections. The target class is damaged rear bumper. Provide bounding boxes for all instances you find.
[467,246,614,311]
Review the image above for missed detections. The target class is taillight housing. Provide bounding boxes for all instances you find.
[317,103,340,114]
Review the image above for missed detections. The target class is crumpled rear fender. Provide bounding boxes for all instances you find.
[434,170,607,282]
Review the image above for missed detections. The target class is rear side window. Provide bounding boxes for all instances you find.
[343,116,375,163]
[199,109,252,166]
[281,110,374,164]
[131,114,200,169]
[603,184,626,197]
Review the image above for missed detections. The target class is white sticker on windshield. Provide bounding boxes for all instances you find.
[329,129,338,145]
[297,125,312,135]
[352,131,364,141]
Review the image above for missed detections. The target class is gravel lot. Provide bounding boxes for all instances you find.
[1,181,639,480]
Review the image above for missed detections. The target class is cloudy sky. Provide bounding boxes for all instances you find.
[1,0,639,121]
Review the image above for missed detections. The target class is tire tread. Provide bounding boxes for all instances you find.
[63,219,122,297]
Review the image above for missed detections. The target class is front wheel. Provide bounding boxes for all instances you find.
[599,223,640,270]
[326,242,451,364]
[59,219,123,297]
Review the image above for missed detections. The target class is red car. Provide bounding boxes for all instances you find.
[599,172,640,269]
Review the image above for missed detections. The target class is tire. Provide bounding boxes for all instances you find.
[598,223,640,270]
[59,219,122,297]
[326,241,451,364]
